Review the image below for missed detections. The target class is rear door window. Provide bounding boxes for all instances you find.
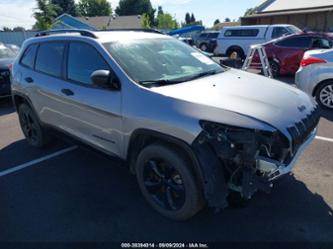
[20,44,38,69]
[35,42,65,77]
[67,42,109,85]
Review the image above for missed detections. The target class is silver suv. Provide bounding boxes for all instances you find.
[11,29,319,220]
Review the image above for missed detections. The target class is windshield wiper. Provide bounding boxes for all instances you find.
[138,69,223,87]
[138,79,185,87]
[186,69,222,81]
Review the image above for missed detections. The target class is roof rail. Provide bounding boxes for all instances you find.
[105,28,164,34]
[35,29,97,38]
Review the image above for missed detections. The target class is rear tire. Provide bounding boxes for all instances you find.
[315,81,333,109]
[18,103,51,148]
[135,143,204,220]
[200,43,208,52]
[227,47,245,60]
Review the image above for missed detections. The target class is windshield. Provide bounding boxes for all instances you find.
[103,38,223,86]
[286,26,302,34]
[0,44,16,59]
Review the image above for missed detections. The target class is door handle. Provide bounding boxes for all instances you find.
[61,88,74,96]
[24,77,34,83]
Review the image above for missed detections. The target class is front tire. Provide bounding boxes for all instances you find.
[135,143,204,220]
[18,103,51,148]
[269,60,280,78]
[315,81,333,109]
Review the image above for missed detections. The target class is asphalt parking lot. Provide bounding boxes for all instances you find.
[0,77,333,245]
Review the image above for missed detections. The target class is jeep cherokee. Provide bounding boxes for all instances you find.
[11,29,320,220]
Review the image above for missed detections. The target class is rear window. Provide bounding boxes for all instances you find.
[35,42,65,78]
[224,29,259,37]
[276,37,312,48]
[20,44,38,68]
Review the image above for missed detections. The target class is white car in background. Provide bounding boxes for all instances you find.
[214,24,301,58]
[296,49,333,109]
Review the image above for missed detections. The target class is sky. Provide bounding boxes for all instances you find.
[0,0,262,29]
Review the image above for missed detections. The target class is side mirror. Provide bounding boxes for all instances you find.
[91,70,121,90]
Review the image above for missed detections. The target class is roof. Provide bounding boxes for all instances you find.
[222,24,293,29]
[257,0,333,13]
[244,6,333,18]
[53,14,142,31]
[76,15,142,30]
[214,21,240,29]
[76,16,111,30]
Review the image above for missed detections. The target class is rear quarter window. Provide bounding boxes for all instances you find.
[224,29,259,37]
[20,44,38,69]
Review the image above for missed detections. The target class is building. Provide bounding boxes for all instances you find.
[52,14,142,30]
[241,0,333,32]
[214,21,240,30]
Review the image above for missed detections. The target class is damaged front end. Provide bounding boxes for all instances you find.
[192,112,319,209]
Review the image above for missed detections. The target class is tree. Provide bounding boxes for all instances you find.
[157,13,178,29]
[190,13,196,23]
[157,6,164,16]
[224,17,231,22]
[183,12,202,27]
[141,13,151,28]
[33,0,59,30]
[2,27,12,31]
[51,0,78,16]
[13,26,26,32]
[78,0,111,17]
[115,0,155,25]
[185,12,191,25]
[213,19,220,26]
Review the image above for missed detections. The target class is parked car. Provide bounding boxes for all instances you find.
[195,31,220,52]
[296,49,333,109]
[178,36,194,46]
[214,24,301,58]
[0,43,17,97]
[12,29,319,220]
[5,43,20,54]
[262,32,333,77]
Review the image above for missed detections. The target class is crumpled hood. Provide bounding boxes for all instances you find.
[151,69,316,135]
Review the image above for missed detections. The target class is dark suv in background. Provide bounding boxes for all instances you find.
[0,43,17,97]
[195,31,220,52]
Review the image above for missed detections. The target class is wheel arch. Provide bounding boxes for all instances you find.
[126,129,205,187]
[12,92,33,111]
[226,45,245,57]
[312,79,333,97]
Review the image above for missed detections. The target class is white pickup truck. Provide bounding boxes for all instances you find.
[214,24,301,58]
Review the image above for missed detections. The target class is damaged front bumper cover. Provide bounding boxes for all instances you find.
[261,128,317,181]
[192,120,317,210]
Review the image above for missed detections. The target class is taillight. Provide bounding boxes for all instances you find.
[300,57,326,67]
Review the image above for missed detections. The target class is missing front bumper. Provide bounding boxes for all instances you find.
[258,128,317,181]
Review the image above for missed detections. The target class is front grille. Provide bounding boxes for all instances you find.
[287,107,320,154]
